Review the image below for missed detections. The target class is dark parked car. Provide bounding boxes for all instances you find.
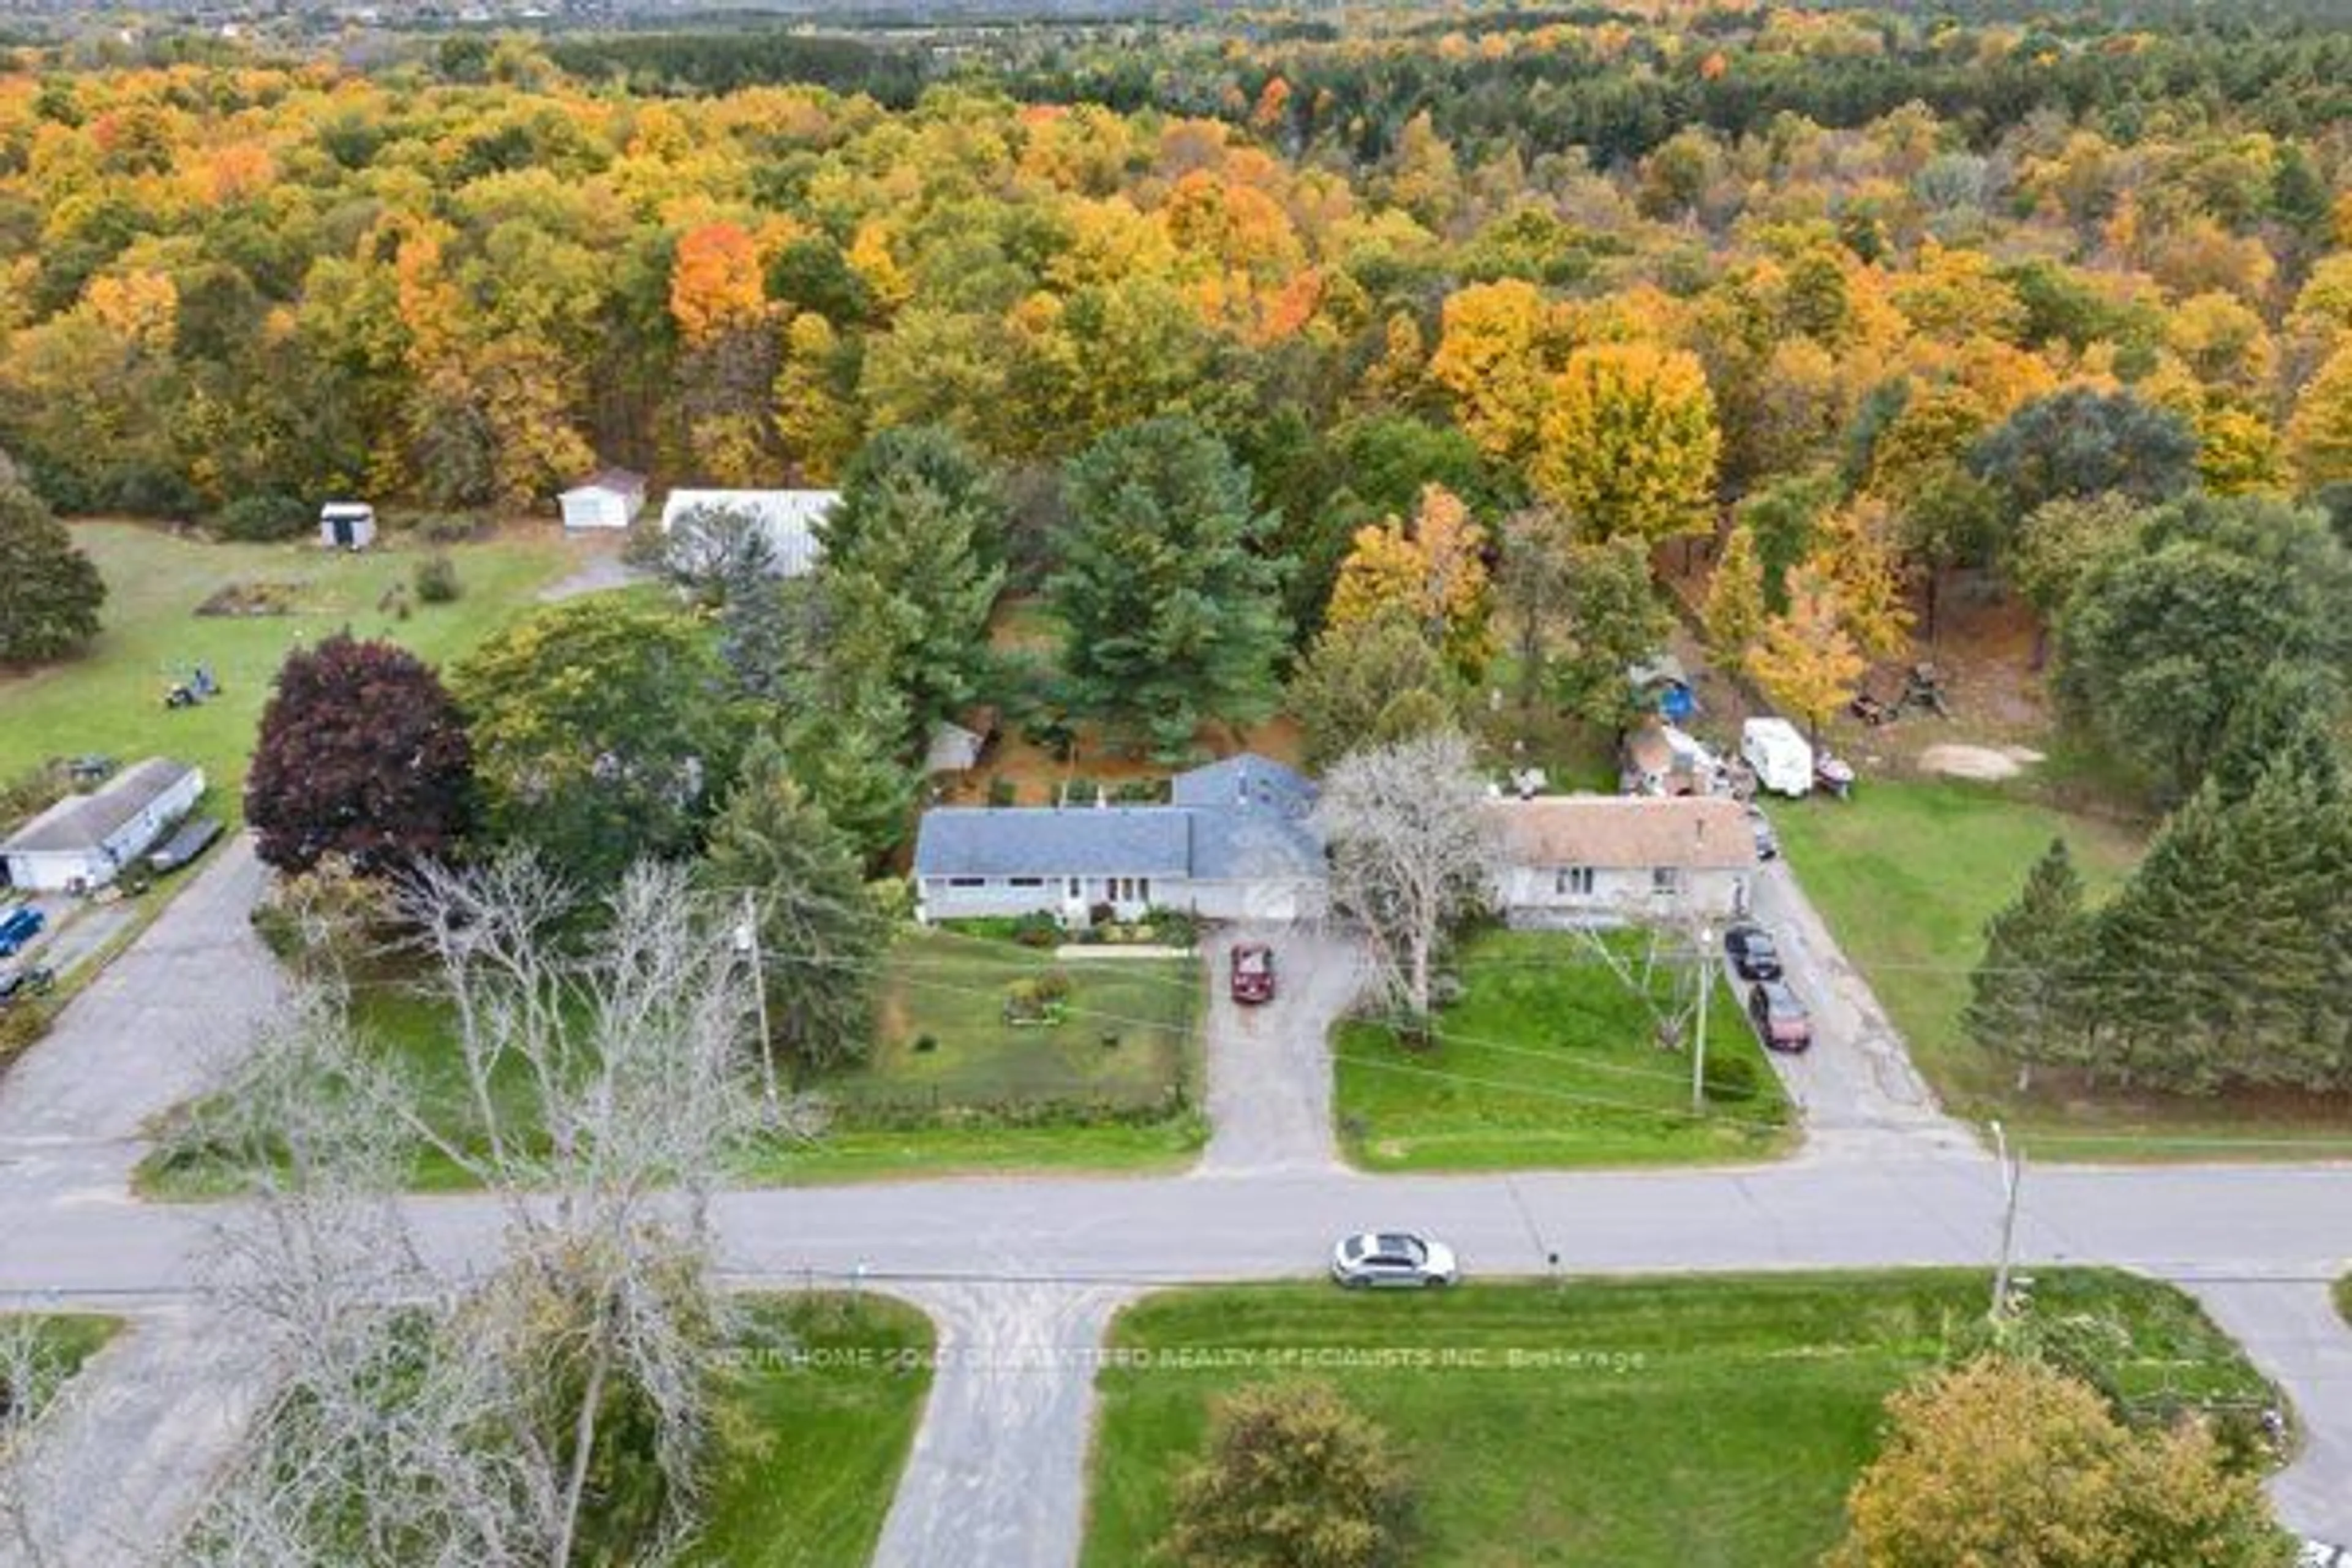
[1746,805,1779,861]
[1747,980,1813,1052]
[1230,942,1276,1005]
[0,965,55,1005]
[1723,925,1782,982]
[147,815,223,875]
[0,905,43,959]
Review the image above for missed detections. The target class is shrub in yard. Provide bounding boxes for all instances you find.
[1831,1355,2290,1568]
[1012,911,1060,948]
[212,492,313,541]
[1158,1380,1414,1568]
[2337,1274,2352,1329]
[412,513,480,545]
[413,553,462,603]
[1144,907,1200,948]
[1702,1051,1762,1104]
[1034,969,1073,1005]
[986,775,1018,808]
[0,1003,51,1068]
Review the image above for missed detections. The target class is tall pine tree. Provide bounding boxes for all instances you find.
[1962,838,2091,1090]
[1050,417,1286,760]
[701,736,886,1084]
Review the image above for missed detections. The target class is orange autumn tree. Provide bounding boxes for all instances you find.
[1326,483,1495,679]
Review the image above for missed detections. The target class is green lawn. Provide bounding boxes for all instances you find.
[0,1314,118,1429]
[1080,1270,2275,1568]
[686,1293,933,1568]
[0,522,571,826]
[1770,778,2352,1160]
[1333,929,1792,1171]
[145,933,1204,1194]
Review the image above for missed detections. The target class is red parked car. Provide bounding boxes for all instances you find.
[1230,943,1276,1005]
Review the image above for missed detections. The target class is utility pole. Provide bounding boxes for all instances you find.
[1691,922,1713,1114]
[1990,1120,2024,1317]
[737,889,780,1126]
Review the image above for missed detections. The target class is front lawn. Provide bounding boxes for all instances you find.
[144,932,1202,1194]
[0,522,571,825]
[1333,928,1792,1171]
[685,1293,933,1567]
[1770,778,2352,1159]
[1080,1270,2276,1568]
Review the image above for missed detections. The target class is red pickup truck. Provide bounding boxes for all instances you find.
[1230,943,1276,1005]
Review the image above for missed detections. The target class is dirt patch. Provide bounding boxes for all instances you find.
[194,581,304,617]
[1918,743,2045,782]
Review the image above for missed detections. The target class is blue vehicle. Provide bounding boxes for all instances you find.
[0,904,44,957]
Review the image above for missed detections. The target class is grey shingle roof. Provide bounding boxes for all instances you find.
[914,807,1192,879]
[1188,807,1323,881]
[1170,754,1316,816]
[3,759,198,855]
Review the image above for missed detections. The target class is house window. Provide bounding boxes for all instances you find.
[1651,867,1683,895]
[948,876,987,889]
[1009,877,1046,889]
[1554,867,1596,896]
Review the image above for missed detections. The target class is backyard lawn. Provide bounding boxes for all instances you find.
[685,1293,933,1568]
[1332,928,1792,1171]
[144,930,1204,1194]
[0,522,572,824]
[1770,778,2352,1159]
[1080,1270,2277,1568]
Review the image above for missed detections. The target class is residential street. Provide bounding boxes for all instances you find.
[0,843,2347,1562]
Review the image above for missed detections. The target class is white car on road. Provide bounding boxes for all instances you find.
[1331,1231,1459,1288]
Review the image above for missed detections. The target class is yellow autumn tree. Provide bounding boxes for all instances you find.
[1746,567,1866,739]
[1806,500,1915,658]
[1532,342,1721,545]
[1326,483,1495,679]
[1428,279,1564,462]
[1703,524,1766,663]
[2195,406,2283,496]
[2288,342,2352,491]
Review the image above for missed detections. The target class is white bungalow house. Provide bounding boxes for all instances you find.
[559,469,648,531]
[658,489,839,577]
[912,755,1325,926]
[1487,794,1757,926]
[2,759,205,893]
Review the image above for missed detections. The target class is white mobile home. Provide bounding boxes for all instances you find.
[1,759,205,893]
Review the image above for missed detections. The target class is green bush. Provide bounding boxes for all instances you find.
[0,1002,51,1068]
[2336,1274,2351,1329]
[213,492,313,542]
[987,775,1019,808]
[1702,1050,1762,1104]
[411,513,480,545]
[413,553,462,603]
[1012,911,1061,948]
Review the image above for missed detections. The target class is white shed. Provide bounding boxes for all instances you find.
[559,469,648,532]
[1,759,205,893]
[318,502,376,551]
[658,489,839,578]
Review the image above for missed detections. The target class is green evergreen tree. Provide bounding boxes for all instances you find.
[816,426,1009,729]
[778,671,921,869]
[2206,662,2346,809]
[0,468,104,664]
[701,736,886,1084]
[1962,839,2092,1090]
[1050,417,1287,760]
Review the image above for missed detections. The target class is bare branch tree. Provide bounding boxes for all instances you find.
[1314,730,1503,1022]
[189,856,764,1567]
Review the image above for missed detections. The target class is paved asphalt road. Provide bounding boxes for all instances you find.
[1,837,2349,1561]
